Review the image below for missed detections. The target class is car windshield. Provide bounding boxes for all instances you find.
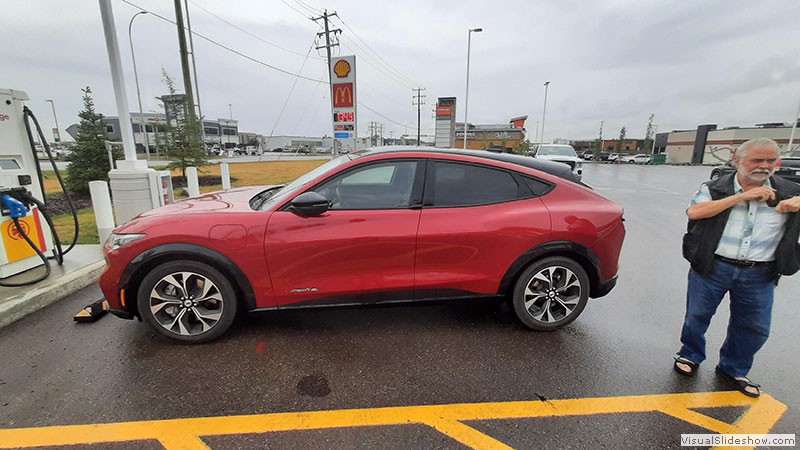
[253,154,354,209]
[538,146,576,156]
[782,150,800,158]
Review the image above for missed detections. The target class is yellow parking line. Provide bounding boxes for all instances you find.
[0,391,786,450]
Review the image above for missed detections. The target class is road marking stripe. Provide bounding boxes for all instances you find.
[426,418,514,450]
[0,391,786,450]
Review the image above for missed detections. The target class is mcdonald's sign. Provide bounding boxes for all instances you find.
[333,83,354,108]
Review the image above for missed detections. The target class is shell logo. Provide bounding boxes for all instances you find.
[333,59,351,78]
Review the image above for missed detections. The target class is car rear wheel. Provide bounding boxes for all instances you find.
[137,260,237,344]
[511,256,589,331]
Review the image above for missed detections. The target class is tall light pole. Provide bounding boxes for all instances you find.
[45,99,60,143]
[228,103,232,120]
[463,27,482,149]
[540,81,550,144]
[128,10,150,159]
[787,94,800,153]
[651,124,659,153]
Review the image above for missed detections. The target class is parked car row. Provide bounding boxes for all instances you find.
[576,151,656,164]
[709,152,800,183]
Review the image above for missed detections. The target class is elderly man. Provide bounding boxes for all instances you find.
[674,137,800,397]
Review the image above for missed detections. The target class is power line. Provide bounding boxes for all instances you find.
[120,0,325,83]
[335,16,420,87]
[292,0,322,15]
[188,0,324,60]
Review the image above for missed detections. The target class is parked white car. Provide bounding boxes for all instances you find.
[528,144,583,180]
[621,154,651,164]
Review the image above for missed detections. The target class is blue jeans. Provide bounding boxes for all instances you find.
[678,259,775,377]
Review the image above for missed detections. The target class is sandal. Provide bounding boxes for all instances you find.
[673,356,698,376]
[715,366,761,398]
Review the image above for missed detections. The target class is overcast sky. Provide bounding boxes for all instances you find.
[4,0,800,144]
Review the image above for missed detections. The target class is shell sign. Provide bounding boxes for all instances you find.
[333,59,351,78]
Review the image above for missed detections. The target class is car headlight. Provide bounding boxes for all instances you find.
[104,233,146,250]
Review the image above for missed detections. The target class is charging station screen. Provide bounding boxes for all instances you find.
[0,159,20,170]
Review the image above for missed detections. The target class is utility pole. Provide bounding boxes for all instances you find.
[183,0,205,145]
[412,88,426,146]
[312,10,341,152]
[598,120,604,155]
[173,0,195,123]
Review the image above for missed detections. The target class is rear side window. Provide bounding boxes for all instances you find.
[430,161,520,207]
[522,176,553,196]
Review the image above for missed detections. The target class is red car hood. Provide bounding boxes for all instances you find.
[135,185,274,218]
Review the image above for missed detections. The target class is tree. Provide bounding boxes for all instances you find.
[513,139,530,154]
[65,87,122,195]
[161,69,208,177]
[616,126,627,153]
[643,113,655,154]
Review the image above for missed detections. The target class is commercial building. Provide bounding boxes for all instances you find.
[454,116,527,150]
[665,121,800,164]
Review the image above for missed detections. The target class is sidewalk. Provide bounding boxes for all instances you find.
[0,245,105,329]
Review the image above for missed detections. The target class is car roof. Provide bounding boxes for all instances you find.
[351,146,582,184]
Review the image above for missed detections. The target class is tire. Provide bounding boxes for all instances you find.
[627,159,635,164]
[511,256,590,331]
[137,260,238,344]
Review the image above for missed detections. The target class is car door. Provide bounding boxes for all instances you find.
[266,159,423,307]
[414,159,552,299]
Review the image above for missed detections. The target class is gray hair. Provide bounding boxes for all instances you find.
[736,137,779,158]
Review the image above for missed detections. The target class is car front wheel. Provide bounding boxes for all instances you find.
[137,260,238,344]
[511,256,589,331]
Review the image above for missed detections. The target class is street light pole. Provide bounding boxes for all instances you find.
[787,94,800,153]
[45,99,60,143]
[128,10,151,159]
[540,81,550,144]
[651,124,659,153]
[463,27,482,149]
[228,103,232,120]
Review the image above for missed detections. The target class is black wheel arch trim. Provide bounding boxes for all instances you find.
[498,241,609,298]
[119,243,257,316]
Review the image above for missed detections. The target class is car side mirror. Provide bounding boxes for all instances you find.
[290,191,330,216]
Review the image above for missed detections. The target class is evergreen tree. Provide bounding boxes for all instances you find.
[616,126,627,153]
[65,87,122,195]
[161,69,209,178]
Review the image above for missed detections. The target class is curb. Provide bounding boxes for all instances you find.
[0,260,105,330]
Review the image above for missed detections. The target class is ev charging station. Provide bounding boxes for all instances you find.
[0,89,54,279]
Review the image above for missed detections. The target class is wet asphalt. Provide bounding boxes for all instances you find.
[0,163,798,449]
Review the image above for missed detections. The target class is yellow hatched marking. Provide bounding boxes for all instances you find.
[0,391,786,450]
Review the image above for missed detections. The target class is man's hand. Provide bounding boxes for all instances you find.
[776,195,800,213]
[740,186,776,203]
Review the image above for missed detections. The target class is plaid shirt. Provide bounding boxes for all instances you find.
[689,177,787,262]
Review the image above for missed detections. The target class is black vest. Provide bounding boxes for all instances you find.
[682,173,800,277]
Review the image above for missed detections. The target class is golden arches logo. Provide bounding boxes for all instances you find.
[333,83,353,107]
[333,60,351,78]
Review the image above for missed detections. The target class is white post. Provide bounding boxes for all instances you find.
[186,167,200,197]
[220,162,231,190]
[89,180,116,245]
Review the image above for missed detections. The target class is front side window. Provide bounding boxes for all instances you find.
[431,161,520,207]
[315,160,418,210]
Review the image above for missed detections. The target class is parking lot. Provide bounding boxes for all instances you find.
[0,163,797,449]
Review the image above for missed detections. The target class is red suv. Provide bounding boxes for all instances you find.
[99,148,625,343]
